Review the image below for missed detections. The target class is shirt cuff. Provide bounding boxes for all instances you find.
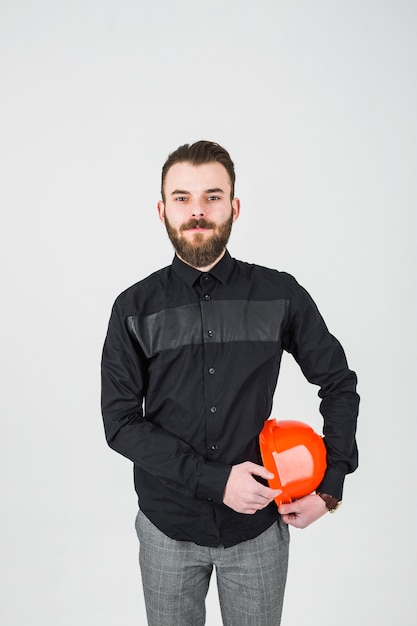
[196,462,232,503]
[316,468,346,501]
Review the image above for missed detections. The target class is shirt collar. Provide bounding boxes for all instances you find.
[172,250,235,288]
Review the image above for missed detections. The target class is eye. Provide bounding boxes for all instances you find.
[175,196,187,202]
[208,195,220,201]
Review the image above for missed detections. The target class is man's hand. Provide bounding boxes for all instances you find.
[278,493,328,528]
[223,461,282,514]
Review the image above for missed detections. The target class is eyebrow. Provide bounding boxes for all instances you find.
[206,188,224,194]
[171,189,189,196]
[170,187,225,196]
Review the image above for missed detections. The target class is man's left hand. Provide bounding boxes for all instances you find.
[278,493,328,528]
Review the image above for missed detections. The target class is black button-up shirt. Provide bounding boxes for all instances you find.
[101,251,359,547]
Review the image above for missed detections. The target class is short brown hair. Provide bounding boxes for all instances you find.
[161,140,235,201]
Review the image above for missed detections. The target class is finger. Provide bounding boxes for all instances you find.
[247,462,275,481]
[278,501,297,515]
[251,489,282,510]
[257,485,282,500]
[252,496,274,510]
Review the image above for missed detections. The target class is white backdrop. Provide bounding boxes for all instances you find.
[1,1,416,624]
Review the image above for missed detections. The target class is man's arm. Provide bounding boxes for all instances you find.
[101,298,231,503]
[280,276,359,526]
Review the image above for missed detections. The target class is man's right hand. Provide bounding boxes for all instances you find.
[223,461,282,514]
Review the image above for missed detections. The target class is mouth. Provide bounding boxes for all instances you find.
[181,219,215,233]
[186,226,211,232]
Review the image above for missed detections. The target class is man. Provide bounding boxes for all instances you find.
[101,140,359,625]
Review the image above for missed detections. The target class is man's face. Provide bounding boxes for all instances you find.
[158,161,240,269]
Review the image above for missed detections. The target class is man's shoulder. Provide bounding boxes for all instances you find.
[113,265,171,306]
[233,257,297,286]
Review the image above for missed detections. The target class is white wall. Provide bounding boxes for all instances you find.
[1,1,416,624]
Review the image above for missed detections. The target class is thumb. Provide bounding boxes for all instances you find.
[277,501,293,514]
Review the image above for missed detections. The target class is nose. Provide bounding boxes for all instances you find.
[191,199,205,217]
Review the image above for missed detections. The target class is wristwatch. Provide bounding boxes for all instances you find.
[317,492,342,514]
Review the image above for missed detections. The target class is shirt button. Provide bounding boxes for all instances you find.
[204,294,211,300]
[211,444,218,451]
[210,406,217,413]
[207,329,214,337]
[208,367,215,375]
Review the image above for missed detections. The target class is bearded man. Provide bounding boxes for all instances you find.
[101,140,359,625]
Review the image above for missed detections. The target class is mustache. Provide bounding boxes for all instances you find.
[180,218,216,232]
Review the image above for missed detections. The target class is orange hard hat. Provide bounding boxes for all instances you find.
[259,419,327,506]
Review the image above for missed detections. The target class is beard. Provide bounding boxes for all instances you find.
[164,213,233,268]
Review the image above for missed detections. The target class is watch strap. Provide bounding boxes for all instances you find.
[317,492,341,513]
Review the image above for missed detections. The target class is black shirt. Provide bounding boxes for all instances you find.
[101,251,359,547]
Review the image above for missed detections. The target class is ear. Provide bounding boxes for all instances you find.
[231,197,240,223]
[157,200,165,224]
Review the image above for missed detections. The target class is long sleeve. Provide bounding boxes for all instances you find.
[282,277,359,500]
[101,297,231,503]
